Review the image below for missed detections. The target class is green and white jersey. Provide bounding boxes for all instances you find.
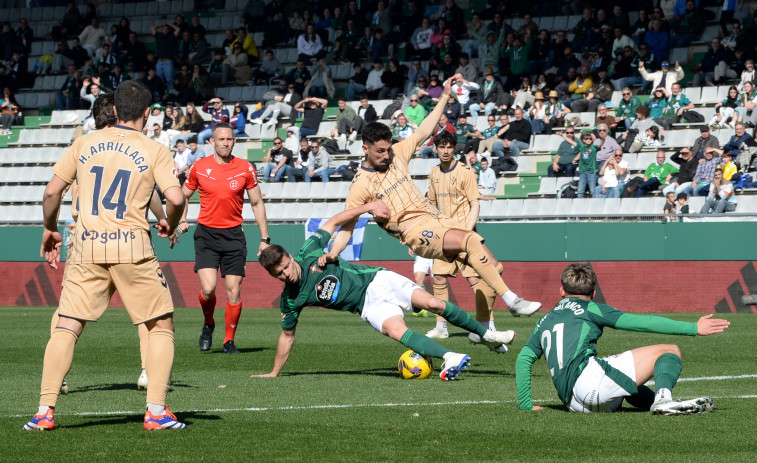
[279,229,382,331]
[516,297,697,409]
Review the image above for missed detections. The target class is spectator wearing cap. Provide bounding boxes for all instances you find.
[469,67,504,125]
[197,97,230,144]
[691,125,720,160]
[639,60,684,95]
[550,129,580,178]
[527,92,550,134]
[144,103,166,137]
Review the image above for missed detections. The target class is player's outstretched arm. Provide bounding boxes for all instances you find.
[413,74,459,143]
[41,175,69,269]
[515,346,542,411]
[247,185,270,256]
[317,202,390,266]
[696,314,731,336]
[251,328,296,378]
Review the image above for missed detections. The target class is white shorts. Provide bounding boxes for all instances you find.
[361,270,421,332]
[569,351,637,413]
[413,256,434,275]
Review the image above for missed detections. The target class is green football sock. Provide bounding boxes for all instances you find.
[654,353,682,392]
[441,301,487,336]
[400,329,450,359]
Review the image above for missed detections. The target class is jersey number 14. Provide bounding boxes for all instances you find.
[89,165,131,220]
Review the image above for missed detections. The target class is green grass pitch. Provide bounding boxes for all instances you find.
[0,307,754,462]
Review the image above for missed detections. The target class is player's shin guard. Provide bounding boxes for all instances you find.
[138,323,149,370]
[460,233,509,296]
[145,329,175,406]
[432,281,449,323]
[441,301,487,337]
[626,385,656,410]
[40,328,78,407]
[653,352,682,392]
[471,280,496,323]
[400,329,450,359]
[199,292,216,326]
[224,301,242,343]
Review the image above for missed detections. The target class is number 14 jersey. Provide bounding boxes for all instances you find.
[53,125,180,264]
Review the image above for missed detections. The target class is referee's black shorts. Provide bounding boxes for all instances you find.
[193,223,247,277]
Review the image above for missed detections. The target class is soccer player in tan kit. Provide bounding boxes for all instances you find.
[424,130,515,350]
[322,74,540,316]
[28,81,188,431]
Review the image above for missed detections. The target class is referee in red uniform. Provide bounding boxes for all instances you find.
[177,122,270,354]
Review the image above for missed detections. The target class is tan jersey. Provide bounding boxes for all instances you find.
[346,133,439,237]
[53,126,179,264]
[427,160,479,229]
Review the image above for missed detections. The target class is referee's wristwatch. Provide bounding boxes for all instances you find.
[260,237,271,244]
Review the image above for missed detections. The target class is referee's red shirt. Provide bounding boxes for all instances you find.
[184,156,259,228]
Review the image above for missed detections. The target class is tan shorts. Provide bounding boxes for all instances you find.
[400,214,470,261]
[432,258,478,278]
[58,257,174,324]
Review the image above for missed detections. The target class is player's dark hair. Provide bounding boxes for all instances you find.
[188,136,198,144]
[361,122,393,144]
[212,122,232,135]
[114,80,151,123]
[560,264,596,297]
[93,92,116,129]
[434,130,457,148]
[259,245,288,273]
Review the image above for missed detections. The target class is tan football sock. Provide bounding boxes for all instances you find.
[471,280,497,323]
[39,328,78,407]
[145,329,175,407]
[432,280,449,323]
[138,323,149,370]
[459,233,509,296]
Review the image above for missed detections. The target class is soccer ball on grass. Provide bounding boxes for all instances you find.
[397,350,433,379]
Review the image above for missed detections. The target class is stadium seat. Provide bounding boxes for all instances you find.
[699,86,719,104]
[413,179,430,194]
[528,177,558,197]
[553,198,573,216]
[306,182,327,200]
[503,199,523,218]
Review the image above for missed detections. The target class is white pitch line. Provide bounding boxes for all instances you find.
[7,374,756,419]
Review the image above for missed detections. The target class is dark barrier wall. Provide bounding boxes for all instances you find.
[3,223,756,312]
[5,260,757,313]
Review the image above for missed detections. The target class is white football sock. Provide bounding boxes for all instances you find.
[436,321,447,331]
[147,403,166,416]
[655,388,672,403]
[502,290,518,307]
[38,405,51,415]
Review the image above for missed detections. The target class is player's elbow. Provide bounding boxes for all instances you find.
[164,187,186,209]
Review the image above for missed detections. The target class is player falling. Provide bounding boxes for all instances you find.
[323,73,540,317]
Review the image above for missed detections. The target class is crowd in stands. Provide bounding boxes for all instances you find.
[4,0,757,211]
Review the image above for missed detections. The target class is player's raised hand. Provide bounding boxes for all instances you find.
[696,314,730,335]
[40,228,63,269]
[442,73,461,96]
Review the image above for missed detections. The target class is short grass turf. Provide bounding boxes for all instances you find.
[1,307,754,462]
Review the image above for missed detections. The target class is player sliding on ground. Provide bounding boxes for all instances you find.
[253,201,514,381]
[516,264,731,415]
[323,73,541,318]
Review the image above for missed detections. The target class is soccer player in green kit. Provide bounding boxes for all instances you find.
[516,264,730,414]
[253,201,514,381]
